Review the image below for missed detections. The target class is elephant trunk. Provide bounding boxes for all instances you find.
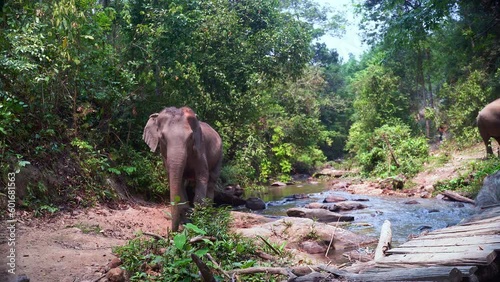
[166,147,188,232]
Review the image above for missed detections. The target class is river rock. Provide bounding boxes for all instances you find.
[286,208,354,222]
[305,202,324,209]
[330,181,350,190]
[323,195,348,203]
[271,181,287,186]
[299,240,327,254]
[404,200,419,205]
[353,197,369,202]
[235,217,377,264]
[245,197,266,210]
[289,193,309,200]
[349,183,383,195]
[329,201,367,212]
[314,168,347,178]
[214,190,246,207]
[475,170,500,208]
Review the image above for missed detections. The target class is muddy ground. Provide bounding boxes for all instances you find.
[0,143,486,282]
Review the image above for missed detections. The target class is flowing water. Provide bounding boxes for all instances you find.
[248,183,475,246]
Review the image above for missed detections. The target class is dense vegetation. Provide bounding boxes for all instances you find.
[115,203,295,281]
[1,0,500,209]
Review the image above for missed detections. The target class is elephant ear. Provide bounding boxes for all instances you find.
[184,109,203,156]
[143,113,160,152]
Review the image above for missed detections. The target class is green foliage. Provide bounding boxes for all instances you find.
[438,69,492,147]
[434,158,500,198]
[115,204,263,281]
[350,60,410,131]
[347,121,429,177]
[110,146,168,199]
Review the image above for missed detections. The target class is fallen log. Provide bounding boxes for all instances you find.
[227,266,294,278]
[286,208,354,222]
[442,190,475,205]
[374,220,392,262]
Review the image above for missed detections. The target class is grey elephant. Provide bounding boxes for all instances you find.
[143,106,223,231]
[477,98,500,156]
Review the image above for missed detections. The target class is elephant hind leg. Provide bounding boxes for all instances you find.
[494,137,500,157]
[207,157,222,200]
[481,135,493,156]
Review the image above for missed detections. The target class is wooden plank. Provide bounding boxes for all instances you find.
[458,215,500,226]
[401,235,500,248]
[425,221,500,235]
[376,250,497,266]
[418,228,500,239]
[387,243,500,254]
[320,265,477,281]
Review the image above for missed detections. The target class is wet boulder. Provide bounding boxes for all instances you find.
[245,197,266,210]
[214,190,246,207]
[286,208,354,222]
[305,202,324,209]
[286,193,310,201]
[323,195,348,203]
[330,181,350,190]
[475,170,500,208]
[314,168,347,178]
[328,201,367,212]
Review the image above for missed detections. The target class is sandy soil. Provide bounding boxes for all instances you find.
[0,142,487,282]
[1,203,172,282]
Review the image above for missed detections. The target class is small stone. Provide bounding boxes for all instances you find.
[299,241,327,254]
[404,200,419,205]
[108,257,122,269]
[106,267,126,282]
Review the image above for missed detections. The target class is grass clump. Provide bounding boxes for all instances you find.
[114,203,289,281]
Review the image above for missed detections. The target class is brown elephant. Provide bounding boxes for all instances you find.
[143,107,223,231]
[477,98,500,157]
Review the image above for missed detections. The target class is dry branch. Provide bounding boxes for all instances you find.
[142,232,167,241]
[227,266,293,277]
[204,253,231,280]
[442,190,475,205]
[191,253,216,282]
[382,134,400,167]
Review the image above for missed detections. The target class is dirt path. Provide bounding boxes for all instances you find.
[0,143,487,282]
[1,203,172,282]
[411,142,484,189]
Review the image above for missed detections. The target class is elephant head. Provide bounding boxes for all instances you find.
[143,107,223,232]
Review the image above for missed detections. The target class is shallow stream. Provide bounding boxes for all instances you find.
[249,183,475,246]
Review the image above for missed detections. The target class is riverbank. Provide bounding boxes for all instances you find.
[0,142,486,281]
